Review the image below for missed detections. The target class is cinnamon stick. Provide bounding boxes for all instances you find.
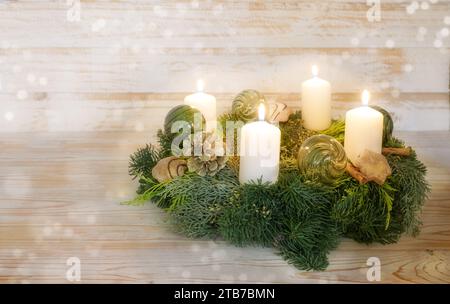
[346,163,368,184]
[382,147,412,156]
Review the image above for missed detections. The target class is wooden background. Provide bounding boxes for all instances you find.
[0,0,449,132]
[0,0,449,283]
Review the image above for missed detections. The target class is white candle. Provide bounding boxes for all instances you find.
[344,90,384,164]
[239,103,281,184]
[301,65,332,131]
[184,80,217,131]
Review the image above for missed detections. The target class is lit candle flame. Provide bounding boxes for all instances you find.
[312,65,319,77]
[258,102,265,121]
[196,79,204,92]
[362,90,370,106]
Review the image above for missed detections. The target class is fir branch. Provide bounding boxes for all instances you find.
[157,129,174,158]
[320,119,345,143]
[125,111,430,272]
[332,179,401,244]
[275,174,340,270]
[128,144,161,180]
[387,148,430,236]
[218,181,281,246]
[166,168,239,237]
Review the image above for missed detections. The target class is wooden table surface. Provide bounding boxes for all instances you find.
[0,130,449,284]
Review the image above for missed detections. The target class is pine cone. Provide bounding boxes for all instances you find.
[187,132,228,176]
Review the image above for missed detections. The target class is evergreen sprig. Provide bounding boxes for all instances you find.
[275,174,340,270]
[124,110,430,271]
[157,129,174,158]
[387,149,430,236]
[128,144,161,180]
[218,181,281,246]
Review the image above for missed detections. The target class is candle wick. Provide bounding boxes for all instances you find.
[196,79,204,92]
[312,65,319,77]
[362,90,370,106]
[258,102,265,121]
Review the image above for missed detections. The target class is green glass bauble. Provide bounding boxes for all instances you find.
[164,105,204,134]
[370,105,394,144]
[297,134,347,184]
[231,90,266,122]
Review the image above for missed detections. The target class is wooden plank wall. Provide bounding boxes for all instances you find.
[0,0,449,133]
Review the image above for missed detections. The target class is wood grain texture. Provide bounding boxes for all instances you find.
[0,0,449,283]
[0,131,449,283]
[0,0,449,132]
[0,92,448,132]
[1,0,449,48]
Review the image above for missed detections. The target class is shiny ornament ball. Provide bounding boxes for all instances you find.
[297,134,347,184]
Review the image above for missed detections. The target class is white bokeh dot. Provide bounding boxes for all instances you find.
[39,77,48,86]
[440,27,449,37]
[191,0,200,8]
[385,39,395,48]
[4,111,14,121]
[406,4,416,15]
[418,27,427,35]
[445,16,450,25]
[91,19,106,32]
[153,5,168,17]
[403,64,414,72]
[434,39,443,48]
[420,1,430,10]
[350,37,360,46]
[16,90,28,100]
[27,73,36,84]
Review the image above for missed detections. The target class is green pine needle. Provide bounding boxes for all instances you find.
[128,144,161,180]
[125,110,430,271]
